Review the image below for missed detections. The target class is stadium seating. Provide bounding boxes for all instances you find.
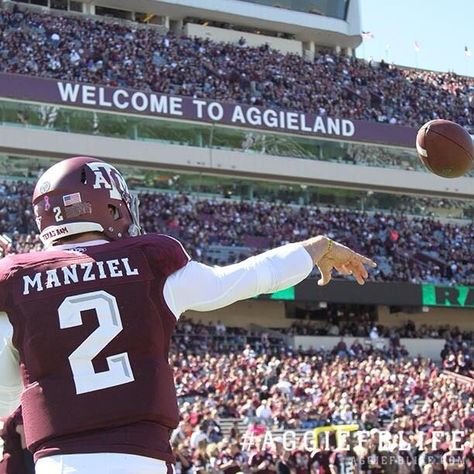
[171,318,473,472]
[0,5,473,130]
[1,182,472,285]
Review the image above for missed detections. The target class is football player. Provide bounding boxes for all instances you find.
[0,156,376,473]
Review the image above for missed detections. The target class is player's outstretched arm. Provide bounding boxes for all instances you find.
[164,236,376,318]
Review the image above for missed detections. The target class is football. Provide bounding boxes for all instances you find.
[416,119,474,178]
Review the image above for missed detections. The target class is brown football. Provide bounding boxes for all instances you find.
[416,119,474,178]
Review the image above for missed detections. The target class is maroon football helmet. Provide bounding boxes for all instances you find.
[32,156,141,247]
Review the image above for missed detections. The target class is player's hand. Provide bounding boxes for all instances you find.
[315,237,377,286]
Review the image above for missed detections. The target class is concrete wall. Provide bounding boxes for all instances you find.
[294,335,446,361]
[183,302,473,332]
[184,299,287,328]
[378,305,474,331]
[184,23,302,55]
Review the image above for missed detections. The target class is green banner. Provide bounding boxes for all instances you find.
[422,284,474,308]
[255,286,295,301]
[269,286,295,300]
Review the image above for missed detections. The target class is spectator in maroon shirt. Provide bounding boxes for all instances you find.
[310,442,332,474]
[249,448,276,474]
[0,407,34,474]
[217,443,245,474]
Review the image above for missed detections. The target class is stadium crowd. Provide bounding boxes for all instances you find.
[288,316,473,341]
[1,182,473,285]
[1,4,474,130]
[169,318,474,474]
[288,317,473,377]
[174,316,473,373]
[103,192,474,286]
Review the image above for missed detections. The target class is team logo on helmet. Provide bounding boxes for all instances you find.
[86,162,131,201]
[33,156,142,246]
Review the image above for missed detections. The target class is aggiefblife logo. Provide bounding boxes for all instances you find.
[240,428,469,453]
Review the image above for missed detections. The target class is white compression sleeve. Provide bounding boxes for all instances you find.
[0,312,22,417]
[163,243,313,318]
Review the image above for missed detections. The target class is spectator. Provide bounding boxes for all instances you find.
[369,326,379,340]
[190,424,208,450]
[174,443,192,474]
[255,400,273,426]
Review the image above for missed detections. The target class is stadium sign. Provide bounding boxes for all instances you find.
[256,286,295,300]
[295,279,421,306]
[0,73,416,147]
[422,284,474,308]
[264,281,474,308]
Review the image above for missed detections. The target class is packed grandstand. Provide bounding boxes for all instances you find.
[1,5,473,130]
[1,182,473,285]
[171,318,472,474]
[0,1,473,473]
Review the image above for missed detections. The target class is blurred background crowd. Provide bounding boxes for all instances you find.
[1,182,472,285]
[169,317,473,474]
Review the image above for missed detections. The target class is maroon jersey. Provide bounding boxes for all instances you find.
[218,450,245,474]
[329,450,358,474]
[0,234,189,462]
[250,451,276,474]
[289,449,311,474]
[309,449,331,474]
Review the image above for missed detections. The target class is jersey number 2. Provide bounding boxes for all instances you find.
[58,290,135,395]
